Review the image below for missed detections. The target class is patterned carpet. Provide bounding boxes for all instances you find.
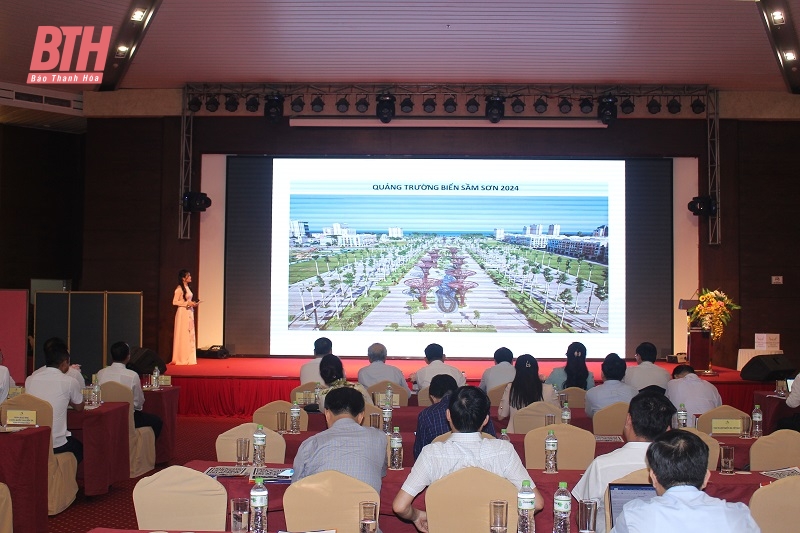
[48,416,243,533]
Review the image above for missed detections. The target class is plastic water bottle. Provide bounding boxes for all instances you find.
[385,382,394,407]
[249,477,268,533]
[545,430,558,474]
[553,481,571,533]
[517,479,536,533]
[677,403,688,428]
[151,365,160,390]
[252,424,266,467]
[382,401,393,434]
[91,374,101,406]
[500,428,511,442]
[290,402,301,434]
[389,426,403,470]
[752,404,763,438]
[561,402,571,425]
[314,382,322,405]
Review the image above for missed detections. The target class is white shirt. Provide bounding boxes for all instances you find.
[97,362,146,410]
[584,380,639,418]
[478,361,516,392]
[786,371,800,408]
[572,441,651,533]
[623,362,671,391]
[357,361,412,394]
[611,485,760,533]
[32,364,85,390]
[0,365,14,404]
[665,373,722,425]
[299,356,324,384]
[401,432,532,497]
[414,360,466,390]
[25,367,83,448]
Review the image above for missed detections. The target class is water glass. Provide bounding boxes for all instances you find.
[82,386,93,406]
[230,497,249,532]
[776,380,788,397]
[545,413,556,426]
[740,416,752,439]
[304,390,315,405]
[578,499,599,533]
[489,499,508,533]
[720,445,735,474]
[369,413,381,429]
[235,437,250,465]
[359,500,378,533]
[558,392,568,408]
[277,411,288,434]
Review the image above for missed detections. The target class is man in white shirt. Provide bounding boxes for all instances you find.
[34,337,86,390]
[611,430,760,533]
[0,348,15,404]
[572,391,676,533]
[357,342,412,394]
[411,343,466,390]
[584,353,639,418]
[623,342,671,392]
[97,341,163,438]
[24,342,85,462]
[665,365,722,426]
[393,386,543,531]
[299,337,332,384]
[478,347,516,392]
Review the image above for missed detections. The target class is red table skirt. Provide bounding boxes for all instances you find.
[143,386,180,463]
[0,426,49,533]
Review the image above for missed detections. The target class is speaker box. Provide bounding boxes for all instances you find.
[740,354,796,381]
[197,345,230,359]
[127,347,167,376]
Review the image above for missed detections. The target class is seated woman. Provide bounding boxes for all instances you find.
[545,341,595,392]
[317,353,373,411]
[498,354,558,433]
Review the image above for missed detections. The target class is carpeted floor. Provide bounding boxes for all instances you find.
[48,416,242,533]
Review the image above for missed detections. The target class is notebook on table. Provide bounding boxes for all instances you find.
[607,483,658,528]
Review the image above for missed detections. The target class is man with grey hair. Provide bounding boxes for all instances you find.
[357,342,412,394]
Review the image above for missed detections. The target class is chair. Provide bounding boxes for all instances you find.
[0,482,12,533]
[603,469,650,533]
[253,400,309,432]
[432,431,495,444]
[592,402,629,435]
[426,467,519,533]
[676,427,720,471]
[100,381,156,478]
[749,475,800,533]
[523,424,596,469]
[215,422,286,463]
[284,470,380,532]
[1,393,78,515]
[560,387,587,408]
[289,382,319,404]
[417,386,432,406]
[366,380,410,406]
[133,465,227,531]
[749,429,800,471]
[511,401,562,434]
[487,383,510,406]
[696,405,748,435]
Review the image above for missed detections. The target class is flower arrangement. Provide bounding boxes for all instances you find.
[689,288,741,341]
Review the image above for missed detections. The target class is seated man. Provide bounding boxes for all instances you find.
[572,391,676,533]
[24,342,85,463]
[357,342,412,395]
[478,347,516,393]
[411,343,466,390]
[0,347,15,403]
[97,341,163,438]
[393,386,543,532]
[612,430,760,533]
[292,387,387,495]
[299,337,333,385]
[623,342,671,392]
[33,337,85,390]
[584,353,639,418]
[665,364,722,426]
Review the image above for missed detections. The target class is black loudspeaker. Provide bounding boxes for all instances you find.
[197,345,230,359]
[740,354,796,381]
[127,347,167,376]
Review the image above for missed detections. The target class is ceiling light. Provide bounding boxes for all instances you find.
[579,98,594,114]
[511,97,525,114]
[205,95,219,112]
[558,98,572,114]
[443,97,457,113]
[646,98,661,114]
[336,97,350,113]
[687,196,717,216]
[466,97,480,113]
[690,98,705,115]
[290,96,305,113]
[620,98,635,115]
[311,96,325,113]
[115,45,129,58]
[667,97,681,114]
[264,94,284,121]
[376,94,396,124]
[245,95,259,112]
[533,97,548,114]
[597,95,617,125]
[771,10,785,25]
[187,96,202,113]
[131,9,147,21]
[422,97,436,113]
[784,51,797,61]
[485,95,505,123]
[224,94,239,112]
[400,97,414,113]
[356,97,370,113]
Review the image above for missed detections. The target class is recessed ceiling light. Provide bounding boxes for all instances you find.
[771,11,785,25]
[785,51,797,61]
[115,45,129,58]
[131,9,147,21]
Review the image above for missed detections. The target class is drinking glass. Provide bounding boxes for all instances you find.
[558,392,568,408]
[359,500,378,533]
[578,499,599,533]
[777,380,788,397]
[235,438,250,465]
[545,413,556,426]
[304,390,315,405]
[230,497,249,532]
[369,413,381,429]
[489,499,508,533]
[82,386,93,406]
[739,416,752,439]
[276,411,288,434]
[720,445,735,474]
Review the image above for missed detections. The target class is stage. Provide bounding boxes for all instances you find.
[165,357,775,417]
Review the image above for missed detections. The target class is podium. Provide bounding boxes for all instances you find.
[679,299,716,375]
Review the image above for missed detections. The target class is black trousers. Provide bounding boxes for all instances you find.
[134,410,163,439]
[54,436,83,464]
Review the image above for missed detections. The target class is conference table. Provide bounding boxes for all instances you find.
[0,426,50,533]
[143,386,180,463]
[753,390,800,435]
[67,401,130,496]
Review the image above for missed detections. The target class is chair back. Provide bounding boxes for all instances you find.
[426,467,519,533]
[676,427,720,470]
[559,387,587,408]
[592,402,629,435]
[289,382,319,404]
[1,392,54,428]
[366,380,410,406]
[749,475,800,533]
[0,482,11,533]
[133,465,227,530]
[284,470,379,532]
[523,424,596,469]
[100,380,155,478]
[695,404,748,435]
[603,469,650,533]
[417,386,432,406]
[511,401,562,434]
[432,431,495,444]
[253,400,309,432]
[487,383,510,406]
[215,422,286,463]
[749,429,800,471]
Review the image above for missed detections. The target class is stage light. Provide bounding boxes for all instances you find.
[245,95,259,112]
[620,98,635,115]
[558,98,572,114]
[533,97,548,114]
[690,98,705,115]
[647,98,661,114]
[205,95,219,112]
[667,97,681,114]
[224,94,239,112]
[400,97,414,113]
[579,98,594,114]
[290,96,305,113]
[264,94,284,120]
[422,97,436,113]
[182,191,212,212]
[336,97,349,113]
[311,96,325,112]
[466,97,480,114]
[597,95,617,125]
[444,96,457,113]
[355,97,369,113]
[511,97,525,114]
[485,95,505,123]
[187,96,202,113]
[687,196,716,216]
[376,94,396,123]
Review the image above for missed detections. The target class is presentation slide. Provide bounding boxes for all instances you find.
[270,158,625,359]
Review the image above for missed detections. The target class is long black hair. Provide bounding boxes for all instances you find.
[509,354,545,410]
[178,269,190,301]
[563,341,590,390]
